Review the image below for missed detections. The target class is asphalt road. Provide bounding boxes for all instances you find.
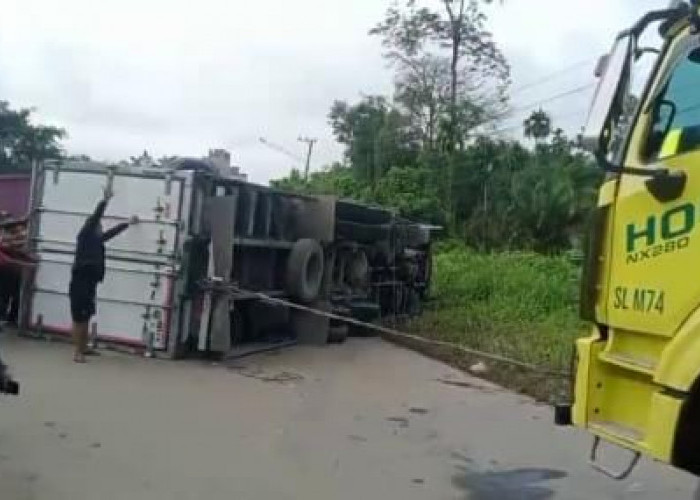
[0,333,696,500]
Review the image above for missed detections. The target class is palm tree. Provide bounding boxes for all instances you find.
[523,109,552,144]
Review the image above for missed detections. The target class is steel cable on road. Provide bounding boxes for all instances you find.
[208,282,571,378]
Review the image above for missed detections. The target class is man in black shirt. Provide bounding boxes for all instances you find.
[70,187,138,362]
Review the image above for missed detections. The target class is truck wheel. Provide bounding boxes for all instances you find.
[286,239,324,303]
[374,240,395,266]
[347,250,369,289]
[328,324,349,344]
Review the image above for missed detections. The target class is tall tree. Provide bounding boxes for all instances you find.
[329,96,418,186]
[523,109,552,144]
[0,101,65,170]
[370,0,510,151]
[370,0,509,230]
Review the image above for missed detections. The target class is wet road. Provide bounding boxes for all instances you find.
[0,334,696,499]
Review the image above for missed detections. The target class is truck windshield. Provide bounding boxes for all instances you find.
[646,44,700,160]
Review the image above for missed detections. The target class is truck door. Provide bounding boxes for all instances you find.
[30,166,189,353]
[609,42,700,344]
[592,37,700,457]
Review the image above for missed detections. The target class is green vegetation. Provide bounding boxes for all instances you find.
[0,101,65,171]
[273,1,603,253]
[406,246,584,372]
[271,1,601,378]
[274,136,601,253]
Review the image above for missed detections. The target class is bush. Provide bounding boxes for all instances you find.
[406,247,585,370]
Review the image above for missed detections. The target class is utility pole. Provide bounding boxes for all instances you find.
[298,136,317,182]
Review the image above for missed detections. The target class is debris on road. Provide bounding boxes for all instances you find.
[227,364,304,384]
[469,361,488,375]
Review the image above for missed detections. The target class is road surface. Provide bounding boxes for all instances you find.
[0,333,696,499]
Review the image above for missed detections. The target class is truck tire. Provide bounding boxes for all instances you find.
[374,240,395,266]
[328,324,349,344]
[347,250,369,289]
[286,239,324,303]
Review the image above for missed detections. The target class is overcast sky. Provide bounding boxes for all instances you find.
[0,0,665,184]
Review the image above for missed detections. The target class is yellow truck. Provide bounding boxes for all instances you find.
[558,0,700,479]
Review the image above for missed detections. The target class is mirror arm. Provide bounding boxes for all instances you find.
[595,152,669,178]
[635,47,660,59]
[620,6,690,40]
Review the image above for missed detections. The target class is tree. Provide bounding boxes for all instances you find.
[523,109,552,144]
[370,0,510,151]
[275,2,603,253]
[274,128,601,253]
[370,0,510,231]
[328,96,418,186]
[271,163,370,201]
[0,101,65,170]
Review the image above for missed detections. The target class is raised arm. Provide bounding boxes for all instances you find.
[102,215,139,243]
[81,186,113,235]
[101,222,129,242]
[81,199,108,235]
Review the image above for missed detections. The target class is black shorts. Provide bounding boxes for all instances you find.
[69,275,97,323]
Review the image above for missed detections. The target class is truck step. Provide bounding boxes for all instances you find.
[599,352,656,376]
[589,420,644,445]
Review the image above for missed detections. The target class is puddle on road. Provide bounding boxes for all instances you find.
[451,456,567,500]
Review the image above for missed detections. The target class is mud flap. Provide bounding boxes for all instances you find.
[206,194,238,352]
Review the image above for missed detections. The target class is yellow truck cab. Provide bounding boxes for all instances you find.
[559,0,700,479]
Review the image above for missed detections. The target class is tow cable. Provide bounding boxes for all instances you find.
[202,280,571,379]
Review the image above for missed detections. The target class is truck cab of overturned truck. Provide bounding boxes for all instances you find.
[559,0,700,478]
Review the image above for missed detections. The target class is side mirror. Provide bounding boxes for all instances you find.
[594,54,610,78]
[646,170,687,202]
[581,36,634,154]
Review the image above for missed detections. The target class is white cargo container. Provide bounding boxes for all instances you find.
[22,159,434,359]
[27,163,193,355]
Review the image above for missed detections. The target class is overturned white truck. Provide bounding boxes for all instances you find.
[23,160,434,358]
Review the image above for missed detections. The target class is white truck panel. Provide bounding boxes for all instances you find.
[42,171,183,223]
[31,291,169,349]
[36,212,179,261]
[34,254,175,306]
[28,166,191,353]
[38,170,184,259]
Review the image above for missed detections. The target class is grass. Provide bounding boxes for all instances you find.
[405,247,586,374]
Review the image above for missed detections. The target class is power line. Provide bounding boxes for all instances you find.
[258,137,304,163]
[502,83,595,118]
[496,100,591,129]
[510,57,598,95]
[489,108,589,136]
[470,83,594,133]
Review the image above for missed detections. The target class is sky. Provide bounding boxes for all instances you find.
[0,0,666,184]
